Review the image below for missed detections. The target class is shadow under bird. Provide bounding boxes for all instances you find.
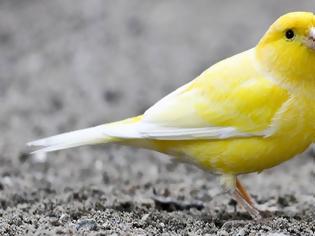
[28,12,315,219]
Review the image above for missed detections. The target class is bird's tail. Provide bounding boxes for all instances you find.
[27,116,143,154]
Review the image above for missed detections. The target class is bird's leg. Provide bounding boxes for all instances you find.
[236,177,254,206]
[220,174,262,220]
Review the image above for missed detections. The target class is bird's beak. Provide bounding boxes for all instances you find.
[304,27,315,50]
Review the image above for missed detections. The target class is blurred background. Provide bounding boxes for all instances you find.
[0,0,314,235]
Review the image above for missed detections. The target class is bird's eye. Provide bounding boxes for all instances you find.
[285,29,295,40]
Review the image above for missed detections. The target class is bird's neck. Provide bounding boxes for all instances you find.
[254,47,315,99]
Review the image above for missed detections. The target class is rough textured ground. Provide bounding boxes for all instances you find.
[0,0,315,235]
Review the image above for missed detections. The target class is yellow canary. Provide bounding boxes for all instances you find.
[28,12,315,219]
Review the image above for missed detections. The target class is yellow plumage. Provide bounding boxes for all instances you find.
[28,12,315,218]
[126,48,315,174]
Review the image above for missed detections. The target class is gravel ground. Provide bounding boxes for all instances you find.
[0,0,315,235]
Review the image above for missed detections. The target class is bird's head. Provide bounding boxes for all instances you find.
[256,12,315,95]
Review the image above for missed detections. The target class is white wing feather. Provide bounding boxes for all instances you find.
[102,121,263,140]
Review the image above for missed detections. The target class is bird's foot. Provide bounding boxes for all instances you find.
[233,189,262,220]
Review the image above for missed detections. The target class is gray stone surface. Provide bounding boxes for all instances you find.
[0,0,314,235]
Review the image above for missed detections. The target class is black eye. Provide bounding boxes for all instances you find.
[285,29,295,40]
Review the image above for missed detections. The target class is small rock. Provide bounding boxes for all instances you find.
[75,219,97,231]
[217,230,229,236]
[50,217,60,226]
[141,213,150,222]
[59,214,70,224]
[109,234,119,236]
[277,194,297,208]
[237,228,247,236]
[95,201,106,211]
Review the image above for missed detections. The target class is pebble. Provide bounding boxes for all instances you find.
[59,214,70,224]
[75,219,97,231]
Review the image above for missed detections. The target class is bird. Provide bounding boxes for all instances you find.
[28,12,315,219]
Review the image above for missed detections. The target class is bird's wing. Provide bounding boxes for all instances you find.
[109,49,289,140]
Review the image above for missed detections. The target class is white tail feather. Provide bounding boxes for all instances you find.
[27,125,112,154]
